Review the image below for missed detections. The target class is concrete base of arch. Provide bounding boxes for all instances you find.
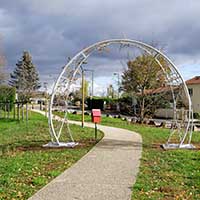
[43,141,78,148]
[162,143,195,150]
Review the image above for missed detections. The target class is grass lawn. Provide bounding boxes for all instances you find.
[0,112,103,200]
[56,111,200,199]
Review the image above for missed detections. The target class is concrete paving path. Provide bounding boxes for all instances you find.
[29,111,142,200]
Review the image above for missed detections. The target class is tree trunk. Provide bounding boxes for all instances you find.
[140,88,145,123]
[140,97,145,123]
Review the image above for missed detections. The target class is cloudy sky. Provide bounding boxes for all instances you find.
[0,0,200,94]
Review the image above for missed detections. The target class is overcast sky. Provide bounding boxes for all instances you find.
[0,0,200,94]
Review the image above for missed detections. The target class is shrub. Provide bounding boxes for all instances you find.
[193,112,200,119]
[0,85,16,111]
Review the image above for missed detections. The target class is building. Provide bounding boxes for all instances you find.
[186,76,200,113]
[30,91,47,104]
[107,84,115,98]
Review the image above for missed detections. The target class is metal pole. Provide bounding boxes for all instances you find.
[91,70,94,98]
[95,122,97,141]
[114,72,120,112]
[117,74,120,112]
[84,69,94,98]
[117,73,120,99]
[82,68,85,128]
[113,72,120,99]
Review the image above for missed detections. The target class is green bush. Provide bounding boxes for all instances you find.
[0,85,16,111]
[86,97,118,110]
[193,112,200,119]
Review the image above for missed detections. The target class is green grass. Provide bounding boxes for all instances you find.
[0,112,103,200]
[56,111,200,199]
[0,112,49,150]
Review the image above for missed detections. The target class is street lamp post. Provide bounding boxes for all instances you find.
[91,70,94,97]
[80,66,85,128]
[113,72,120,112]
[113,72,120,99]
[84,69,94,98]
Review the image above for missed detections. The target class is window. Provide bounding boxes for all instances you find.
[188,88,193,96]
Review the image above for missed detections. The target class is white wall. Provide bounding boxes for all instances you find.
[187,84,200,113]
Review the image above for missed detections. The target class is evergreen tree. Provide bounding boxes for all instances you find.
[9,51,40,101]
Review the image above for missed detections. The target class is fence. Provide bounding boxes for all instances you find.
[0,101,29,121]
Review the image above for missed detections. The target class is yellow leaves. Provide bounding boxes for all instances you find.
[174,190,188,200]
[17,191,23,198]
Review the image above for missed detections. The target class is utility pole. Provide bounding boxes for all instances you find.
[81,67,85,128]
[114,72,120,112]
[84,69,94,98]
[80,66,94,127]
[91,70,94,97]
[113,72,120,99]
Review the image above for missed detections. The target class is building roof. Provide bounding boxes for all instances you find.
[186,76,200,85]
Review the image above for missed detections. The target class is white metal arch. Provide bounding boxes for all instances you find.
[46,39,194,149]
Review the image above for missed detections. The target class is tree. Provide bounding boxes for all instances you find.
[121,54,168,121]
[9,51,40,101]
[80,79,89,98]
[68,79,89,103]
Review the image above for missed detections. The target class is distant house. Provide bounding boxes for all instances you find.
[30,91,47,104]
[186,76,200,113]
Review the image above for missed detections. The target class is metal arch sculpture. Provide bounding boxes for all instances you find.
[46,39,194,149]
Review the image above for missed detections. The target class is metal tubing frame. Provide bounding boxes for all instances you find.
[48,39,193,147]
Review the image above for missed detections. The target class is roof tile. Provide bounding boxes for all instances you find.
[186,76,200,85]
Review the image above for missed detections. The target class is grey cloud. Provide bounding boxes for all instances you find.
[0,0,200,85]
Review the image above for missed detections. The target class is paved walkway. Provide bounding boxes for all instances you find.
[29,111,142,200]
